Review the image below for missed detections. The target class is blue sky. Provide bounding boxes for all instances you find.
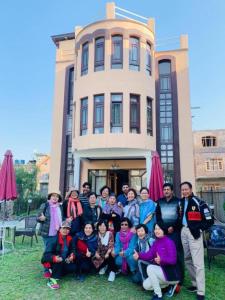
[0,0,225,162]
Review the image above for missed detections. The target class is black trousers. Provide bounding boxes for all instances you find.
[51,261,77,279]
[76,256,95,275]
[98,254,117,273]
[168,231,185,285]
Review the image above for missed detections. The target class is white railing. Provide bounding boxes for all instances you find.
[115,5,148,25]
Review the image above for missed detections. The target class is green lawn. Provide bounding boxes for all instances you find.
[0,237,225,300]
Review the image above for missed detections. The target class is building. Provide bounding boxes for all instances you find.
[35,153,50,196]
[49,2,195,196]
[193,129,225,191]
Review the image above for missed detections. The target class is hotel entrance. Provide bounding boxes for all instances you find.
[88,168,147,196]
[108,170,129,195]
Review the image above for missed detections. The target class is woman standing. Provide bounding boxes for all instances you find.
[123,188,140,228]
[133,223,180,300]
[62,188,83,236]
[96,186,111,209]
[92,220,117,282]
[139,187,156,235]
[37,191,63,278]
[74,222,98,281]
[102,193,123,233]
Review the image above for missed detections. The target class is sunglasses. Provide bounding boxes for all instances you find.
[121,223,128,226]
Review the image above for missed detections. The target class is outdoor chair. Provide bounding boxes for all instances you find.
[203,223,225,269]
[0,228,6,259]
[14,215,38,247]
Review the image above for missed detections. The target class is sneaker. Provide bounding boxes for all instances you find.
[175,284,181,294]
[166,284,178,297]
[99,266,108,275]
[108,271,115,282]
[187,286,197,293]
[115,269,121,275]
[43,271,51,279]
[151,293,163,300]
[196,295,205,300]
[47,278,59,290]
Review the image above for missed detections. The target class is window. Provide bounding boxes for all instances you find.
[130,170,146,191]
[88,170,107,194]
[111,35,123,69]
[205,159,223,171]
[146,43,151,75]
[80,97,88,136]
[147,97,153,135]
[81,42,89,75]
[95,37,105,71]
[130,94,140,133]
[129,37,140,71]
[93,94,104,134]
[159,61,171,75]
[202,136,216,147]
[111,94,123,133]
[67,68,74,114]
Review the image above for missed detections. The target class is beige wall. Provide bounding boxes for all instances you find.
[73,19,156,152]
[49,40,75,193]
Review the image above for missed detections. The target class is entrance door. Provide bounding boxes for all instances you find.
[108,169,129,196]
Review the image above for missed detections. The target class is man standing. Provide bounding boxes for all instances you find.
[117,183,129,207]
[156,183,184,285]
[79,182,91,208]
[180,181,214,300]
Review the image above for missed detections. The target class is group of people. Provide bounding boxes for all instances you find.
[37,181,213,300]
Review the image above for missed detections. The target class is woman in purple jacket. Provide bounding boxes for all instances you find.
[133,223,180,300]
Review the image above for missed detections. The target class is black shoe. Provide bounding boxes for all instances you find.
[187,286,197,293]
[196,295,205,300]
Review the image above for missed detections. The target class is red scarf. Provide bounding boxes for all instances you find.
[67,197,83,219]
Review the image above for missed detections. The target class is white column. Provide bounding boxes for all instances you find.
[145,152,152,187]
[73,154,81,190]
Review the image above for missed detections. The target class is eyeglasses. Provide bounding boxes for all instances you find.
[121,223,128,226]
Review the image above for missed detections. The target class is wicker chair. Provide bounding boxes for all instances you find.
[14,216,38,247]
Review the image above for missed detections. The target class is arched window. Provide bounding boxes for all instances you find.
[202,136,216,147]
[81,42,89,75]
[146,42,152,75]
[94,37,105,71]
[111,35,123,69]
[129,36,140,71]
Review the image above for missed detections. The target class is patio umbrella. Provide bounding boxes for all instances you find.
[0,150,17,220]
[149,151,164,201]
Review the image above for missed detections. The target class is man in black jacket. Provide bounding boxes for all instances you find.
[156,183,184,285]
[180,181,214,300]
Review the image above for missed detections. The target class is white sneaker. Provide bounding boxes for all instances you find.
[108,271,115,282]
[99,266,107,275]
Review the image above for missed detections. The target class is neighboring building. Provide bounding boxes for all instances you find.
[49,2,195,196]
[35,153,50,196]
[193,130,225,191]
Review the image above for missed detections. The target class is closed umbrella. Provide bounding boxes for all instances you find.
[0,150,17,220]
[149,151,164,201]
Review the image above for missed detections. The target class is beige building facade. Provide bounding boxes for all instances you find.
[193,130,225,191]
[49,2,195,196]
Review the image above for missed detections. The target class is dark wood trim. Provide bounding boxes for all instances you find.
[155,55,181,195]
[59,64,74,197]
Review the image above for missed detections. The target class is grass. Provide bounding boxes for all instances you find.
[0,236,225,300]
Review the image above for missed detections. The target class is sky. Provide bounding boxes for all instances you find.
[0,0,225,162]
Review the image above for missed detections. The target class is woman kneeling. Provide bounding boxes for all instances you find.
[92,220,117,282]
[133,223,180,300]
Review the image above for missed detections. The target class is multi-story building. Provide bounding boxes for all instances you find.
[49,2,195,196]
[35,153,50,196]
[193,129,225,191]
